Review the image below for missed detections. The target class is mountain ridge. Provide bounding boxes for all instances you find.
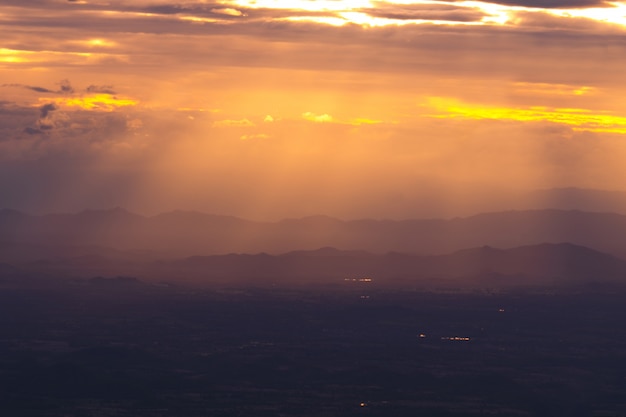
[3,207,626,259]
[148,242,626,287]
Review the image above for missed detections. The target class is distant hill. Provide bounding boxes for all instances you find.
[150,243,626,287]
[4,207,626,259]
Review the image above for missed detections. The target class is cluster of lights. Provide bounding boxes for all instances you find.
[441,336,471,341]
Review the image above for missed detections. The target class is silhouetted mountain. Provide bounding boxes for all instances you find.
[4,208,626,259]
[151,243,626,287]
[282,247,371,257]
[426,243,626,284]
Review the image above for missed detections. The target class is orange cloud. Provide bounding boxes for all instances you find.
[212,118,255,127]
[211,8,245,17]
[512,82,595,97]
[426,97,626,134]
[302,112,333,123]
[40,94,138,111]
[240,133,270,140]
[0,48,91,64]
[302,112,383,125]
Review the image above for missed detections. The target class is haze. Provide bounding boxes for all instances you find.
[2,0,626,220]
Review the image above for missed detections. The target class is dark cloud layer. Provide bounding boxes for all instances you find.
[39,102,58,119]
[58,79,74,94]
[3,84,55,93]
[85,85,117,94]
[3,81,76,95]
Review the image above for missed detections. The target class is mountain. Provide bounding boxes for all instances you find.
[426,243,626,284]
[148,243,626,287]
[4,208,626,258]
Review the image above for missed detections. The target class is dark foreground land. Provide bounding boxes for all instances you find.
[1,279,625,417]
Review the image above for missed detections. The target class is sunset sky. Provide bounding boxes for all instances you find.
[2,0,626,219]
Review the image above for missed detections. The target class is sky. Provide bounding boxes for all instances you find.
[2,0,626,220]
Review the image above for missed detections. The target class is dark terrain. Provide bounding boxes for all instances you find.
[3,201,626,416]
[1,277,625,417]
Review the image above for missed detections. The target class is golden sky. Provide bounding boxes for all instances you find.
[2,0,626,219]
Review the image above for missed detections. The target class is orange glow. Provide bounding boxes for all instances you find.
[0,48,91,64]
[546,2,626,26]
[0,48,31,63]
[302,112,383,125]
[427,97,626,134]
[5,0,626,220]
[40,94,138,111]
[302,112,333,123]
[220,0,626,28]
[79,39,118,48]
[512,82,595,97]
[213,118,255,127]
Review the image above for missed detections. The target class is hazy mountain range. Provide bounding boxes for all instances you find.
[151,243,626,287]
[2,242,625,288]
[3,206,626,259]
[3,187,626,287]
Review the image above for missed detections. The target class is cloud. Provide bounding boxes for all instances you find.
[302,112,333,123]
[482,0,610,8]
[211,8,245,17]
[86,85,116,94]
[364,3,486,23]
[2,80,83,95]
[39,102,58,119]
[23,126,44,135]
[48,95,138,111]
[240,133,269,140]
[35,102,69,131]
[212,118,255,127]
[300,112,382,125]
[3,0,626,219]
[58,79,74,94]
[426,97,626,134]
[2,83,55,93]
